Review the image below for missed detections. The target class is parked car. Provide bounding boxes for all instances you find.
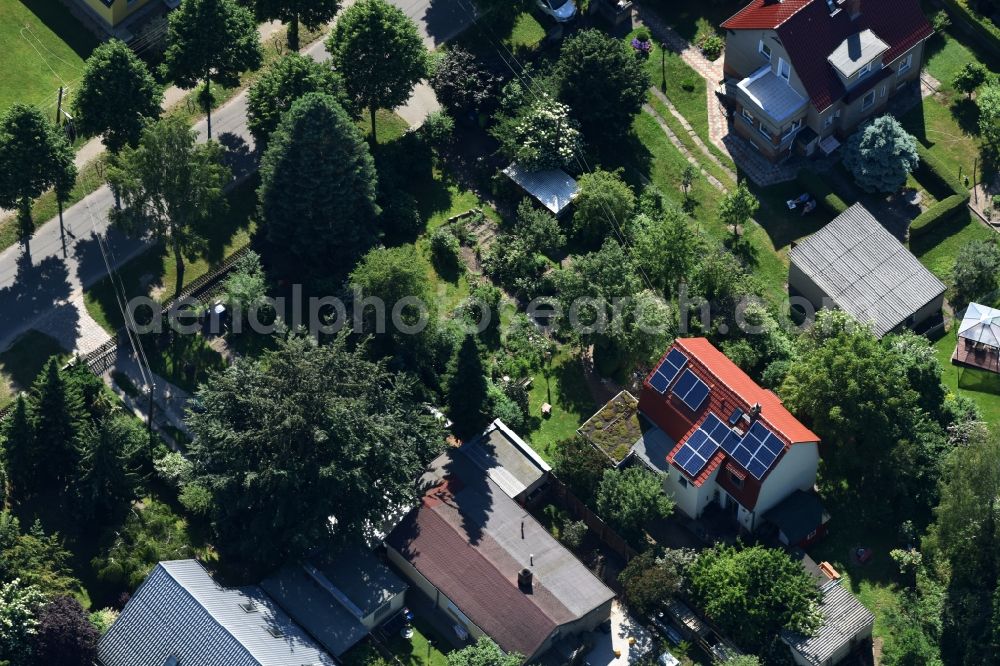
[536,0,577,22]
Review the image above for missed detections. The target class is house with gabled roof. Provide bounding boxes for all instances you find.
[386,445,614,663]
[719,0,933,162]
[98,559,337,666]
[636,338,821,533]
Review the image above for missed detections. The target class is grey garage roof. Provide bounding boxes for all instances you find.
[503,163,579,216]
[630,425,675,474]
[781,578,874,666]
[460,418,551,499]
[98,560,336,666]
[790,203,945,337]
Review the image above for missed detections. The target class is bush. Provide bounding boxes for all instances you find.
[701,35,724,60]
[379,189,424,239]
[430,226,464,278]
[938,0,1000,54]
[796,169,848,214]
[420,111,455,150]
[561,520,588,550]
[909,194,970,237]
[931,9,952,31]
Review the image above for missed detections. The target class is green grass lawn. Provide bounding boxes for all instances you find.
[0,330,67,408]
[524,351,596,463]
[383,617,450,666]
[911,209,994,282]
[625,110,789,305]
[933,324,1000,426]
[898,96,982,187]
[0,0,98,112]
[84,177,258,333]
[639,0,738,43]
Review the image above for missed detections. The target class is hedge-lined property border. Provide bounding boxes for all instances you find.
[796,168,850,215]
[939,0,1000,54]
[909,144,971,238]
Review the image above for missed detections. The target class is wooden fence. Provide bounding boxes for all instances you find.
[544,475,638,563]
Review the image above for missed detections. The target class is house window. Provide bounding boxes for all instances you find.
[881,85,887,98]
[782,118,802,140]
[898,53,913,74]
[777,57,790,81]
[729,472,744,488]
[741,108,754,124]
[862,89,876,110]
[824,113,835,128]
[759,40,771,61]
[858,61,873,79]
[678,475,688,488]
[758,123,771,141]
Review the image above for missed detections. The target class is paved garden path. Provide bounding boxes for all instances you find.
[649,87,736,184]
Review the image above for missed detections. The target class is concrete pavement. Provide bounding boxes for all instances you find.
[0,5,467,357]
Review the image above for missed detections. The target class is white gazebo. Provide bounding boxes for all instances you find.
[952,302,1000,374]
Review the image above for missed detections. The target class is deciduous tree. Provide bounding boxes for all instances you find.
[108,117,231,293]
[556,29,649,139]
[719,181,759,240]
[73,40,163,155]
[493,94,582,172]
[843,115,919,193]
[246,53,349,151]
[979,83,1000,162]
[252,0,339,51]
[952,239,1000,308]
[163,0,263,138]
[952,62,989,99]
[326,0,428,142]
[630,206,699,296]
[185,333,445,572]
[551,435,609,505]
[572,169,636,247]
[0,579,44,666]
[447,637,522,666]
[0,104,76,233]
[618,548,693,617]
[688,544,821,652]
[595,467,673,544]
[429,47,500,117]
[259,93,377,286]
[31,596,99,666]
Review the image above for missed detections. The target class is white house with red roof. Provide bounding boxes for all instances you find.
[719,0,933,162]
[636,338,820,533]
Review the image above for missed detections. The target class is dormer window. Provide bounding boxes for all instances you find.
[777,57,790,82]
[858,62,873,79]
[759,40,771,61]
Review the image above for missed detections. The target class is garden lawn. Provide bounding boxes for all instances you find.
[911,209,994,282]
[628,110,789,305]
[0,0,98,112]
[84,177,259,333]
[0,330,67,408]
[525,351,596,463]
[383,616,450,666]
[639,0,739,44]
[898,96,982,187]
[933,325,1000,427]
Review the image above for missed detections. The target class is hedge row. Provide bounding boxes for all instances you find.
[908,143,971,237]
[910,194,970,238]
[914,143,966,198]
[796,168,850,215]
[939,0,1000,54]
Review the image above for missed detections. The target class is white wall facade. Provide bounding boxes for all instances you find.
[664,465,719,520]
[754,442,820,526]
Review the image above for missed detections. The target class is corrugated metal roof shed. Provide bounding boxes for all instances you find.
[781,578,874,666]
[790,203,945,337]
[503,163,579,216]
[98,560,337,666]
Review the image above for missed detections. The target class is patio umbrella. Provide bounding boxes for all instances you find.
[958,302,1000,349]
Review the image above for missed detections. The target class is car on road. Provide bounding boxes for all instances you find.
[536,0,577,22]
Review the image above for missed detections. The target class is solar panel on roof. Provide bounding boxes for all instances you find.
[682,379,710,411]
[678,448,709,477]
[747,458,768,479]
[672,369,696,398]
[673,446,695,469]
[648,371,670,394]
[733,420,785,480]
[733,444,753,467]
[649,348,688,394]
[720,430,741,455]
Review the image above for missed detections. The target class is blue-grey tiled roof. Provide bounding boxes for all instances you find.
[98,560,337,666]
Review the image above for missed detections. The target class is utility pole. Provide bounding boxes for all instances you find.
[147,380,156,436]
[973,157,979,205]
[55,86,63,127]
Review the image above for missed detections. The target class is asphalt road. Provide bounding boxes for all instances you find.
[0,2,474,355]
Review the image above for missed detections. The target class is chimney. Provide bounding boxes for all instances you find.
[518,568,533,592]
[848,32,861,60]
[847,0,861,18]
[749,403,762,420]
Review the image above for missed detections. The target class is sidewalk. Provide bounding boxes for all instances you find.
[104,347,193,449]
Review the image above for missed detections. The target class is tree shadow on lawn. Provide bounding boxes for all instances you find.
[950,97,981,137]
[750,181,830,252]
[957,365,1000,395]
[19,0,99,59]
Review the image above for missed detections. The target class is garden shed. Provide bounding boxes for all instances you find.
[789,204,946,337]
[503,163,580,217]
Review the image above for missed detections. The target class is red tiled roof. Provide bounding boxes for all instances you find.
[721,0,813,29]
[639,338,818,499]
[724,0,933,112]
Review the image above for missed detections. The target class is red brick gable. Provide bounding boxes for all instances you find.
[638,338,819,504]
